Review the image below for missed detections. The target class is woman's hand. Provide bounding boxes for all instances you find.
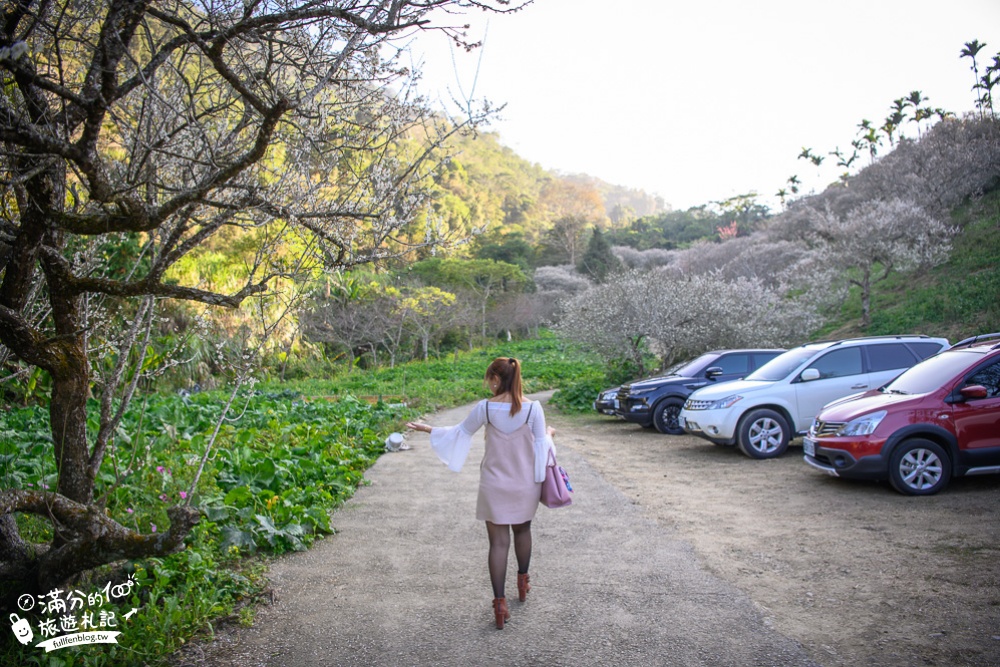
[406,421,432,433]
[547,426,556,437]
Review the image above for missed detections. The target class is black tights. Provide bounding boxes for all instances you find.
[485,520,532,598]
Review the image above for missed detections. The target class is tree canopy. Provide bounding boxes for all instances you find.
[577,226,622,282]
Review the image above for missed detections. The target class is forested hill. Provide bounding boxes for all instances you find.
[425,128,669,248]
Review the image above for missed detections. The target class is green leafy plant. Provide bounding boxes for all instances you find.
[549,378,606,413]
[0,389,414,666]
[284,331,600,411]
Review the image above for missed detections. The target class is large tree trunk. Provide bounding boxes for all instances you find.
[49,342,95,505]
[34,163,96,506]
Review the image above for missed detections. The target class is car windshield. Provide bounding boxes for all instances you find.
[881,351,980,395]
[745,348,818,382]
[667,353,719,377]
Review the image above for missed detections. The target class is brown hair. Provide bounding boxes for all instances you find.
[485,357,524,416]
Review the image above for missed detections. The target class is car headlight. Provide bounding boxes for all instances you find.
[836,411,886,437]
[708,394,743,410]
[686,394,743,410]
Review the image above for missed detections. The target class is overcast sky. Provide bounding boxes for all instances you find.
[407,0,1000,211]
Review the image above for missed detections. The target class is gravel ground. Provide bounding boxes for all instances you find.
[175,394,822,667]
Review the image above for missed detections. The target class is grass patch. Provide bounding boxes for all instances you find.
[282,331,602,412]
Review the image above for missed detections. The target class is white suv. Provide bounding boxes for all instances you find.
[678,335,950,459]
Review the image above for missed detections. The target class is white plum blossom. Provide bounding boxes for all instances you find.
[811,197,956,327]
[556,268,819,372]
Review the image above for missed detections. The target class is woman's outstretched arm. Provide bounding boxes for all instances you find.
[406,421,432,433]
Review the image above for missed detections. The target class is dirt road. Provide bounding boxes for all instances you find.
[552,406,1000,667]
[178,393,1000,667]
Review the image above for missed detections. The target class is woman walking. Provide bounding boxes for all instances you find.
[406,357,554,629]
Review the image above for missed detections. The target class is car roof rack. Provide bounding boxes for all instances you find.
[802,334,934,348]
[952,332,1000,349]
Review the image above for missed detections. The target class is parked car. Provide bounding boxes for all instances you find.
[803,333,1000,495]
[614,349,785,434]
[593,386,620,416]
[679,335,950,459]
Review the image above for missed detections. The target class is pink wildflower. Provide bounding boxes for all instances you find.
[179,491,188,500]
[150,524,157,533]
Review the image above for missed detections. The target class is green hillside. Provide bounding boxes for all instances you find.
[824,190,1000,341]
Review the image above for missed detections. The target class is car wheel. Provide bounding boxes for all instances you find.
[736,409,790,459]
[888,439,951,496]
[652,398,685,435]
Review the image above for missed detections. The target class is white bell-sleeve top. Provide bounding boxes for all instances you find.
[429,399,554,483]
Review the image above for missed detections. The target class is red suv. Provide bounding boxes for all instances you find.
[803,333,1000,495]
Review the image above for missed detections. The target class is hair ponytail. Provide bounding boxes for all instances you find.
[485,357,524,416]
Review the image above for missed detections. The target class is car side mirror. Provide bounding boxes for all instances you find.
[800,368,821,382]
[705,367,724,380]
[960,384,989,400]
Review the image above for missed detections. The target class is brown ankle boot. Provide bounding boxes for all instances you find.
[517,573,531,602]
[492,597,510,629]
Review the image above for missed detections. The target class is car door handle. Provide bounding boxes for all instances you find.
[851,384,868,389]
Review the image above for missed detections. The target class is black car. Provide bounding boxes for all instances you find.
[616,349,785,434]
[593,386,621,416]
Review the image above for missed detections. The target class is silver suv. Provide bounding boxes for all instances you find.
[678,335,950,459]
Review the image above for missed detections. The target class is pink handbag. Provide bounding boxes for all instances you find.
[540,450,573,508]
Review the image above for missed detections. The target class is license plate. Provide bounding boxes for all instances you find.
[613,399,620,409]
[803,437,816,457]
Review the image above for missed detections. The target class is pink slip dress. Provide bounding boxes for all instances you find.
[476,403,542,524]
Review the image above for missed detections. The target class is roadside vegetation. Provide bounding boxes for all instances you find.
[0,391,410,666]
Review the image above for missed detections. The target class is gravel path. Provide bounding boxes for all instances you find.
[181,394,817,667]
